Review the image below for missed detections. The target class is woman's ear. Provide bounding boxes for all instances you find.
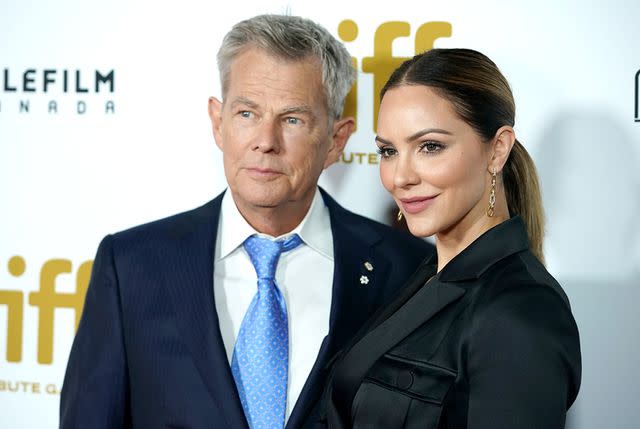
[489,125,516,173]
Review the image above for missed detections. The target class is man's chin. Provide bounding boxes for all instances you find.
[231,188,289,211]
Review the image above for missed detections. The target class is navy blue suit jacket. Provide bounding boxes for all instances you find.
[60,189,433,428]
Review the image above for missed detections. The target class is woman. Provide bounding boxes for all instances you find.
[325,49,581,428]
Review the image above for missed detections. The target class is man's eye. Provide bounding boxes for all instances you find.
[239,111,252,118]
[285,117,300,125]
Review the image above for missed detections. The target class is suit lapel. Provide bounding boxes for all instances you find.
[162,194,249,429]
[161,190,401,429]
[287,190,387,428]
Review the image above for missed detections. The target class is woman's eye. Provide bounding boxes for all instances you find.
[376,146,397,158]
[420,141,443,153]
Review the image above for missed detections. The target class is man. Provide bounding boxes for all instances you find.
[60,14,433,429]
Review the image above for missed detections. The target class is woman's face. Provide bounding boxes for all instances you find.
[376,85,492,238]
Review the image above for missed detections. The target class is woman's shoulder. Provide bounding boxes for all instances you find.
[460,249,579,355]
[453,250,583,418]
[475,248,571,311]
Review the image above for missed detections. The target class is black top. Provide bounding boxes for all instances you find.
[325,216,581,429]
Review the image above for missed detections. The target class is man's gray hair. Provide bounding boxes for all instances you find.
[217,14,355,119]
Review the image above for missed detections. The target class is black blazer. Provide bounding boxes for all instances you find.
[60,188,434,429]
[326,216,581,429]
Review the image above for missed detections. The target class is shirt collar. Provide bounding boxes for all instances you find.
[216,187,333,260]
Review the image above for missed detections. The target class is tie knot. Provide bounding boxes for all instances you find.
[243,234,303,280]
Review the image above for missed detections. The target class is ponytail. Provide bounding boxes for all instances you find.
[503,139,545,263]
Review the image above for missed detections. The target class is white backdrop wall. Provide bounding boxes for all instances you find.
[1,1,639,427]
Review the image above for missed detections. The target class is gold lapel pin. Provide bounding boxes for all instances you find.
[364,261,373,272]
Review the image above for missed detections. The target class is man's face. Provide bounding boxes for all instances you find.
[209,48,351,220]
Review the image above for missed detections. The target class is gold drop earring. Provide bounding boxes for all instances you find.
[487,168,497,217]
[397,210,403,222]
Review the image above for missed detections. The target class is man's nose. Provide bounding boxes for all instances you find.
[252,118,281,153]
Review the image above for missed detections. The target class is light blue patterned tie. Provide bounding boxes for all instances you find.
[232,234,303,429]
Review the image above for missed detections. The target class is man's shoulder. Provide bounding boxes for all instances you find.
[321,189,433,254]
[344,209,432,251]
[109,194,222,249]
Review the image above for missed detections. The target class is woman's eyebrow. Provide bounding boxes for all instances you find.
[407,128,453,141]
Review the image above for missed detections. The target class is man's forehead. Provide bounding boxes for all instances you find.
[227,48,323,86]
[221,47,328,113]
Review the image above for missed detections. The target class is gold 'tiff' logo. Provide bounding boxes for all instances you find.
[1,256,91,364]
[337,19,452,131]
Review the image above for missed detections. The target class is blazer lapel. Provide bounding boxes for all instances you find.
[162,194,249,429]
[329,274,465,427]
[286,190,388,428]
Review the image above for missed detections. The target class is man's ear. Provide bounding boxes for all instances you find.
[208,97,224,150]
[489,125,516,173]
[323,116,355,169]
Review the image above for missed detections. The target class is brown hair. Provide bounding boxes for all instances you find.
[381,48,545,262]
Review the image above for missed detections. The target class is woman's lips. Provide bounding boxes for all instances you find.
[400,196,437,214]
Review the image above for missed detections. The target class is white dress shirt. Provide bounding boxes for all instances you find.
[213,188,334,421]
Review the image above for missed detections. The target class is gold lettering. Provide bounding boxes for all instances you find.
[343,20,452,131]
[0,380,50,393]
[28,259,92,364]
[414,22,452,53]
[0,290,23,362]
[338,20,359,129]
[1,256,26,362]
[341,152,354,164]
[339,152,383,166]
[46,383,60,394]
[362,22,411,132]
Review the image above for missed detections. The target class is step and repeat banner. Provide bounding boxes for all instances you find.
[1,0,639,427]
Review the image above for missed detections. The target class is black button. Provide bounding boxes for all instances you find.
[397,370,414,389]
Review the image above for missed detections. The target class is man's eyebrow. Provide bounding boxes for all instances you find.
[280,105,314,116]
[229,96,259,109]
